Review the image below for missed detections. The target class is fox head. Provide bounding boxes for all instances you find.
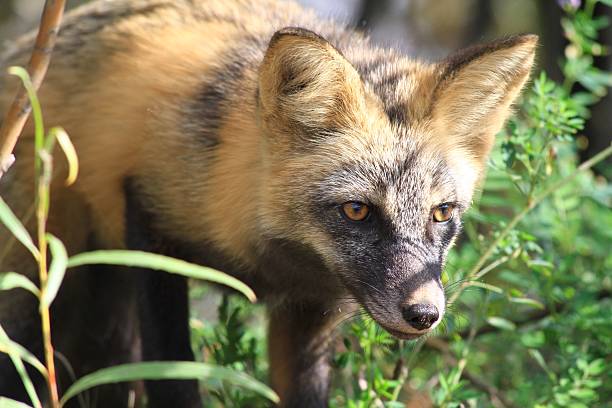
[256,28,536,338]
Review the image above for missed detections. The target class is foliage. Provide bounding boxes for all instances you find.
[190,293,269,407]
[0,68,276,407]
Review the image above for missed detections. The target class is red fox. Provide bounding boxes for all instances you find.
[0,0,536,406]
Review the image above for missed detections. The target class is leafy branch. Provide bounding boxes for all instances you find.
[448,142,612,305]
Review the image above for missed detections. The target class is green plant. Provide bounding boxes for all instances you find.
[190,293,269,407]
[0,67,278,407]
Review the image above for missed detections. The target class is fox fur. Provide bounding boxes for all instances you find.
[0,0,536,406]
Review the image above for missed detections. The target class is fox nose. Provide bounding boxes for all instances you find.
[402,304,439,330]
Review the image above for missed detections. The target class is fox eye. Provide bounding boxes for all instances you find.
[432,203,454,223]
[341,201,370,222]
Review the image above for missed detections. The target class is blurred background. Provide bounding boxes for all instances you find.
[1,0,610,163]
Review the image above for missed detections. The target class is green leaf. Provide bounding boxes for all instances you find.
[439,373,449,391]
[0,273,40,297]
[49,127,79,186]
[468,281,504,294]
[0,397,34,408]
[522,331,546,349]
[384,402,406,408]
[587,358,605,375]
[41,234,67,308]
[0,336,46,377]
[569,388,596,400]
[508,296,546,310]
[486,317,516,331]
[0,325,42,408]
[67,250,256,301]
[8,67,44,171]
[528,349,554,381]
[0,197,39,260]
[59,361,279,406]
[599,0,612,6]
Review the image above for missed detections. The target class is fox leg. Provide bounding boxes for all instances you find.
[137,270,201,408]
[124,179,201,407]
[268,303,337,408]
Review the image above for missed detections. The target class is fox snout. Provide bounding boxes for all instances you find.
[399,278,445,333]
[402,303,439,331]
[353,267,446,339]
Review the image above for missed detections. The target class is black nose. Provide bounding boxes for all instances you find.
[402,304,439,330]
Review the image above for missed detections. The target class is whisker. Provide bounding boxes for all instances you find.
[370,295,394,317]
[352,278,385,296]
[332,309,369,331]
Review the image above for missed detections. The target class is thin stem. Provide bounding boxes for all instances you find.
[37,149,59,407]
[389,339,425,401]
[474,255,511,280]
[0,0,66,180]
[449,142,612,306]
[426,337,515,408]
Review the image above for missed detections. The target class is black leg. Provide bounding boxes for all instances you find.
[124,177,201,407]
[268,303,338,408]
[52,263,141,407]
[138,270,201,408]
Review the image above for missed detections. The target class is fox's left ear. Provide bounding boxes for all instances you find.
[431,34,537,179]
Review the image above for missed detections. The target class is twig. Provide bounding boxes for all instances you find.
[389,339,426,402]
[448,143,612,305]
[426,337,516,408]
[445,289,610,341]
[0,0,67,180]
[474,255,511,280]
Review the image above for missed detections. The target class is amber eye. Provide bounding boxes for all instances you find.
[432,203,454,223]
[341,201,370,222]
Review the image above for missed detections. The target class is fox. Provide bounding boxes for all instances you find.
[0,0,537,406]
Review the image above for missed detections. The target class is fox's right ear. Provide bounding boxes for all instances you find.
[258,27,367,142]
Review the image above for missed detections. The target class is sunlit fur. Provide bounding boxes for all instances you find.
[0,0,536,405]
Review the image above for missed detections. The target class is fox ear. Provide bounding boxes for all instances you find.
[258,27,366,140]
[431,35,537,178]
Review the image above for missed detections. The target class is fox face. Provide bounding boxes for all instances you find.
[257,28,536,338]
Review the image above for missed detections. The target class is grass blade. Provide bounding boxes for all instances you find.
[60,361,279,406]
[0,325,42,408]
[67,250,256,302]
[0,336,47,377]
[0,272,40,297]
[0,197,39,260]
[49,127,78,186]
[7,67,44,165]
[41,234,67,308]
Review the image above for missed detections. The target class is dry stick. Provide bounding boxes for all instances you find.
[0,0,67,181]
